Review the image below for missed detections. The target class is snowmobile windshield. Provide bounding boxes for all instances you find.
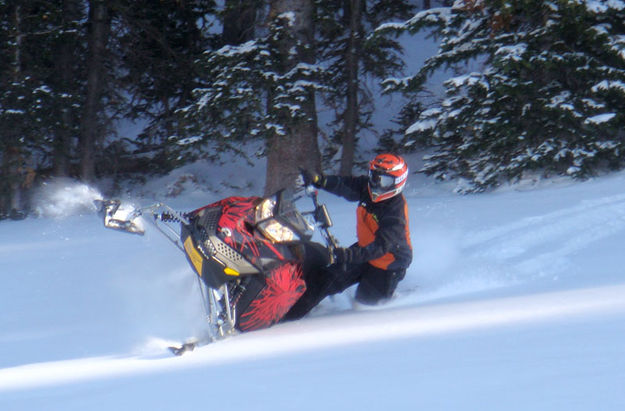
[254,191,314,243]
[275,191,314,240]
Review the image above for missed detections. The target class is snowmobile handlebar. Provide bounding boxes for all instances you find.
[304,186,339,253]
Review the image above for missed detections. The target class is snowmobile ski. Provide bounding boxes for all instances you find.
[168,340,199,356]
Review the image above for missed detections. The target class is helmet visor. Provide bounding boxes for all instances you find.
[369,170,395,190]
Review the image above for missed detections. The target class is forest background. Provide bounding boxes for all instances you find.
[1,0,624,218]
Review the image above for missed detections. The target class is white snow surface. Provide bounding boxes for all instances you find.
[2,160,625,410]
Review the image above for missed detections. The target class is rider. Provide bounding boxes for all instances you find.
[284,153,412,320]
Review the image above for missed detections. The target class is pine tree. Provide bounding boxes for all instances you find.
[114,0,219,173]
[263,0,321,193]
[50,0,85,177]
[0,1,226,194]
[0,1,86,214]
[182,1,324,193]
[317,0,414,175]
[378,0,625,191]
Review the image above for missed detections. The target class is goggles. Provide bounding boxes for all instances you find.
[368,169,396,190]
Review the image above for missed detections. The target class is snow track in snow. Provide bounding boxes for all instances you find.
[462,193,625,282]
[465,193,625,254]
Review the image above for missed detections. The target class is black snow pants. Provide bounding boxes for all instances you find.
[283,243,405,321]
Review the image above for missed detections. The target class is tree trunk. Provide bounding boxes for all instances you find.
[80,0,109,182]
[339,0,362,176]
[0,4,24,215]
[53,0,81,177]
[264,0,321,195]
[222,0,258,45]
[12,4,22,79]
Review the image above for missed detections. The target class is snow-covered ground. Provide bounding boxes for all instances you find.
[1,160,625,410]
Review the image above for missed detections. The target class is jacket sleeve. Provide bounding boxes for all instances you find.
[322,175,367,202]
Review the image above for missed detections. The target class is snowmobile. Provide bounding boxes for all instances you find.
[95,187,337,354]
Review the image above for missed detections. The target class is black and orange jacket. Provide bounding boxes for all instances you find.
[323,175,412,271]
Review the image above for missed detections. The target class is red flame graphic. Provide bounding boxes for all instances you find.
[239,263,306,331]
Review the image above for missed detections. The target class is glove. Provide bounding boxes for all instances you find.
[333,247,353,265]
[300,168,325,188]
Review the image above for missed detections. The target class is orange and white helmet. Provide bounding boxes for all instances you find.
[368,153,408,202]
